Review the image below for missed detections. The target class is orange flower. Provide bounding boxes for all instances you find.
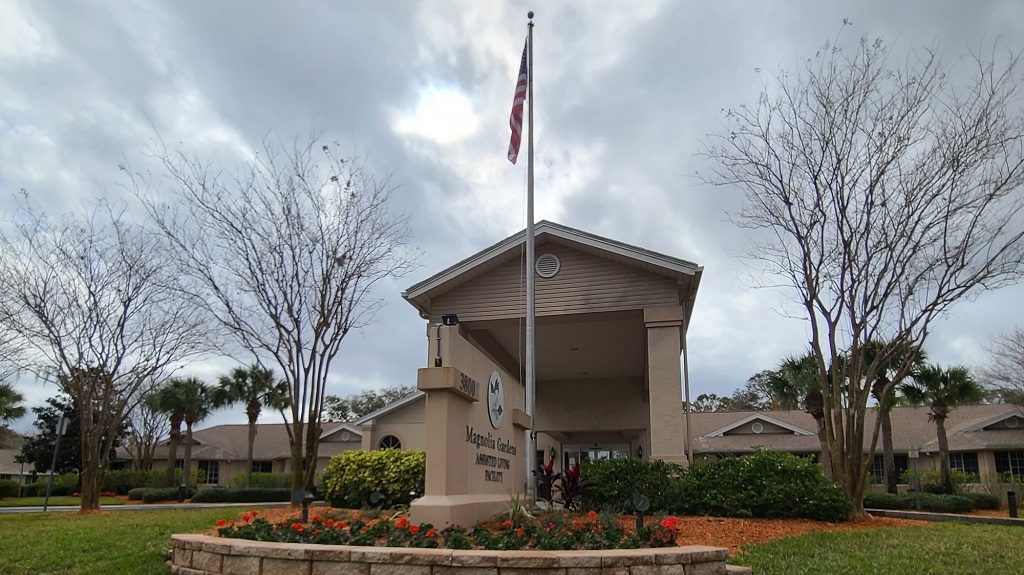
[588,510,597,517]
[501,520,512,529]
[409,524,419,534]
[216,519,227,527]
[426,528,436,538]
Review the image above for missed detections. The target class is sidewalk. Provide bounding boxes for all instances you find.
[867,508,1024,527]
[0,501,326,515]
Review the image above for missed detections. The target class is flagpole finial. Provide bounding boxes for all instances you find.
[527,11,533,19]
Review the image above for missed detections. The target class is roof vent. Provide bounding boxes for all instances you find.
[751,422,764,434]
[340,431,351,441]
[1007,418,1020,429]
[536,253,560,278]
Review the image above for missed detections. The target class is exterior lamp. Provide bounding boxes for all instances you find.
[441,314,459,326]
[637,445,643,458]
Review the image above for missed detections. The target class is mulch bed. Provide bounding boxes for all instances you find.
[206,507,929,555]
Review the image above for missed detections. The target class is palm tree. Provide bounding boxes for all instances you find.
[864,341,925,494]
[766,352,833,480]
[0,381,27,426]
[211,364,289,488]
[900,364,984,494]
[149,377,211,494]
[147,383,186,487]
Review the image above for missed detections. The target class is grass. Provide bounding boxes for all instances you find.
[0,496,123,507]
[0,507,231,575]
[731,522,1024,575]
[0,511,1019,575]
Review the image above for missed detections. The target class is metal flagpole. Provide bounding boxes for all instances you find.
[524,11,537,503]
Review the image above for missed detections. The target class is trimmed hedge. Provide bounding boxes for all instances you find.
[964,493,1001,510]
[864,491,976,513]
[320,449,425,509]
[190,488,291,503]
[578,449,851,522]
[102,469,167,494]
[0,479,20,498]
[140,486,194,503]
[230,472,291,489]
[579,458,683,513]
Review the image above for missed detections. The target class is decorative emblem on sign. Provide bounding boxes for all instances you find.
[487,371,504,429]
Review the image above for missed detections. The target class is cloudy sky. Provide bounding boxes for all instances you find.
[3,1,1024,433]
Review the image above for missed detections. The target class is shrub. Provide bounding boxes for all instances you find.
[963,493,1001,510]
[43,473,80,497]
[20,482,40,497]
[190,488,291,503]
[320,449,425,509]
[900,468,976,494]
[579,458,682,513]
[102,469,165,495]
[866,491,977,513]
[141,486,193,503]
[230,472,292,489]
[863,491,905,510]
[0,479,20,498]
[673,449,851,522]
[128,487,149,501]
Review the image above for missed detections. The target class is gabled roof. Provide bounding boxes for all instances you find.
[402,221,703,320]
[321,423,363,441]
[704,413,816,437]
[354,390,425,426]
[961,409,1024,433]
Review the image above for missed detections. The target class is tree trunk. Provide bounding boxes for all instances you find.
[814,416,834,481]
[182,421,194,497]
[246,413,258,489]
[881,406,898,494]
[289,419,304,504]
[936,414,952,494]
[165,417,182,487]
[79,422,100,511]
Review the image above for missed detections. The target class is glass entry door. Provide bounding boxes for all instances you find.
[563,444,630,468]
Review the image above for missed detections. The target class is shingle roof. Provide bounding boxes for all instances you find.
[137,421,359,462]
[691,404,1024,455]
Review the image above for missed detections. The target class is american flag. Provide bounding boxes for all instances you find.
[507,40,528,164]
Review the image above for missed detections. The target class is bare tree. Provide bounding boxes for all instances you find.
[132,133,418,495]
[703,36,1024,512]
[0,198,209,510]
[979,327,1024,405]
[125,387,169,471]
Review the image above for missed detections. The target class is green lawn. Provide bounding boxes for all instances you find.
[731,522,1023,575]
[0,511,1019,575]
[0,496,123,507]
[0,508,231,575]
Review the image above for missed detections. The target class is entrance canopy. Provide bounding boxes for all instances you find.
[403,221,702,385]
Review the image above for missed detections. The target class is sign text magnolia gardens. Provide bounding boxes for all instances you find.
[466,426,517,482]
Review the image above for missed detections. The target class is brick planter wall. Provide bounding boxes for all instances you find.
[169,534,742,575]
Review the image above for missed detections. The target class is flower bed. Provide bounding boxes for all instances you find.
[215,510,682,551]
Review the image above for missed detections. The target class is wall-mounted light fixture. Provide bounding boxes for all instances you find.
[441,314,459,326]
[549,446,557,461]
[636,445,643,458]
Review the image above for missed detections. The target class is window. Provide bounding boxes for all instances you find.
[870,455,909,484]
[251,461,274,473]
[995,451,1024,478]
[197,461,219,485]
[378,435,401,450]
[949,453,980,480]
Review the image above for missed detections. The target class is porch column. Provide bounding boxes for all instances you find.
[644,306,688,467]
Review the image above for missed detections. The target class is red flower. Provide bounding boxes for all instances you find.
[325,519,336,528]
[216,519,227,527]
[311,515,322,523]
[426,528,436,538]
[501,520,512,529]
[241,513,253,522]
[314,529,322,536]
[409,524,419,534]
[587,510,597,517]
[339,521,348,530]
[516,528,524,536]
[548,523,556,530]
[659,516,680,530]
[394,517,409,529]
[291,523,304,533]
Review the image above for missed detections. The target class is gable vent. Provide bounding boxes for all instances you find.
[751,422,764,434]
[1007,418,1020,429]
[536,253,560,278]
